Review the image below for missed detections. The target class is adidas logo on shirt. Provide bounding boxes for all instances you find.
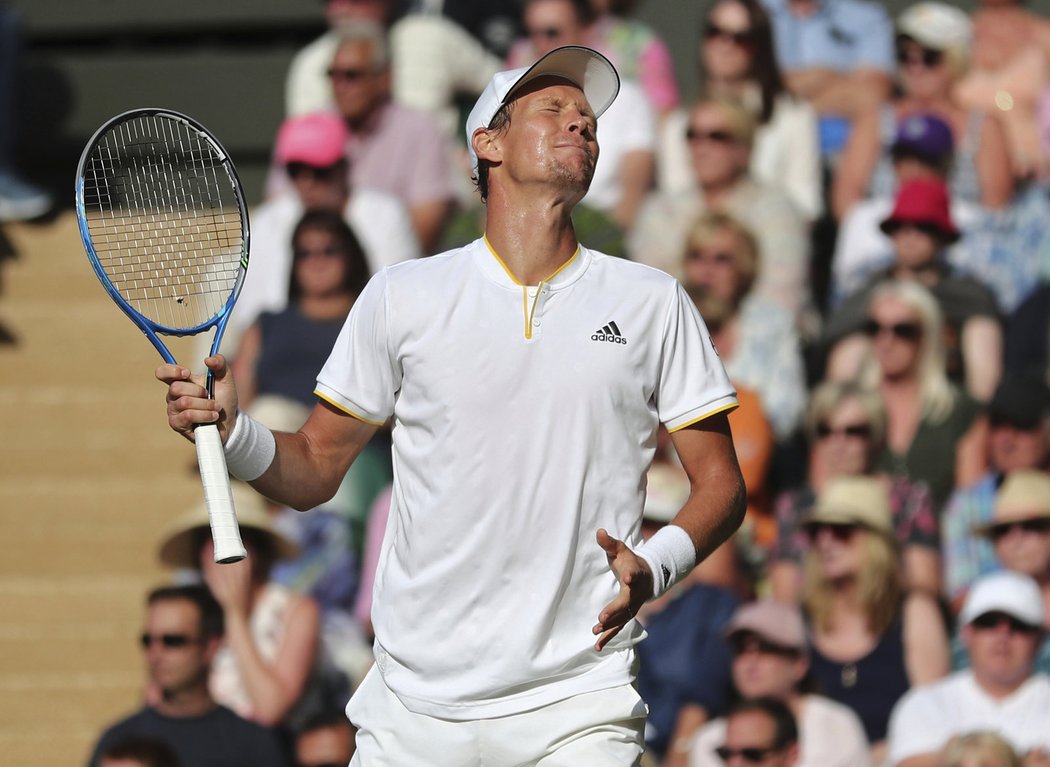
[592,321,627,344]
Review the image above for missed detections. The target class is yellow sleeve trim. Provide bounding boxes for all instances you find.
[667,402,739,433]
[314,390,387,426]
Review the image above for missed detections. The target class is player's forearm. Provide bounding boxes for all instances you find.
[249,428,353,512]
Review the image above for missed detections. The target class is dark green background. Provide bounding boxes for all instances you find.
[9,1,1044,204]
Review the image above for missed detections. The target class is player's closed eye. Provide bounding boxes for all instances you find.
[140,633,200,649]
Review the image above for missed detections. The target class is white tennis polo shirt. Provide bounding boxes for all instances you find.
[315,236,737,720]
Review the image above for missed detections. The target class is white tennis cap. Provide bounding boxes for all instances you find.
[959,570,1045,629]
[465,45,620,172]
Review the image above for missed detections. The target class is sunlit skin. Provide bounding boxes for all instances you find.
[487,77,599,206]
[731,633,807,699]
[702,0,755,83]
[962,616,1042,698]
[812,397,876,478]
[330,38,389,129]
[867,296,923,383]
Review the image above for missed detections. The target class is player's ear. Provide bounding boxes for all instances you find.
[472,127,502,167]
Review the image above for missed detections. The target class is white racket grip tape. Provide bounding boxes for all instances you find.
[195,423,248,564]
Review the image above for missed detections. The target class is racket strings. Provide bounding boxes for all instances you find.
[81,113,246,331]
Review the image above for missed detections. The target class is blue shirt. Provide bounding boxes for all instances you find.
[761,0,895,74]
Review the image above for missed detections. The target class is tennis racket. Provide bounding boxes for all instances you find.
[75,108,250,564]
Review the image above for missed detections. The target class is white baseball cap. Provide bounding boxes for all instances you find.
[465,45,620,172]
[959,571,1046,629]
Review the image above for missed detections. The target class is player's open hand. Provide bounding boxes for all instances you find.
[592,528,654,652]
[157,354,239,443]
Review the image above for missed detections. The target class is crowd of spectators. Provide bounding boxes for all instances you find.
[81,0,1050,764]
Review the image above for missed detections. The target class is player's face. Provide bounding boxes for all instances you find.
[294,228,351,298]
[330,39,388,124]
[498,77,599,199]
[142,599,210,697]
[686,104,748,188]
[524,0,584,56]
[964,612,1042,692]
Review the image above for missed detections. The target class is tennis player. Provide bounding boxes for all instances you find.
[159,45,746,765]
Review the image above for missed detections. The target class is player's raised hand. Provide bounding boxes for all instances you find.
[592,528,655,652]
[158,354,240,443]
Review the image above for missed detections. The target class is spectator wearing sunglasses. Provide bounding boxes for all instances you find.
[700,697,800,767]
[685,600,870,767]
[887,570,1050,766]
[824,178,1003,405]
[233,111,419,354]
[942,375,1050,612]
[800,475,950,764]
[87,585,291,767]
[962,471,1050,674]
[833,280,990,517]
[770,379,940,603]
[657,0,821,222]
[832,2,1013,221]
[630,95,812,334]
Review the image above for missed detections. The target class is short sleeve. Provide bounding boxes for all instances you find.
[315,270,399,424]
[658,283,738,431]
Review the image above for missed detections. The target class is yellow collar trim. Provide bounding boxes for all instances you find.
[483,234,580,286]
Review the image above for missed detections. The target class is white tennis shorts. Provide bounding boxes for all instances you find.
[346,666,647,766]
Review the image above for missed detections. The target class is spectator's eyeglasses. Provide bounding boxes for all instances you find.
[704,23,755,48]
[970,611,1041,634]
[815,422,872,440]
[286,163,343,182]
[685,249,736,267]
[140,633,200,649]
[861,319,923,342]
[685,127,737,145]
[805,522,858,543]
[327,66,376,82]
[986,518,1050,541]
[528,26,566,40]
[714,745,782,763]
[896,46,943,68]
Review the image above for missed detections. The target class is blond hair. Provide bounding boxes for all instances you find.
[803,527,902,636]
[683,210,760,296]
[804,379,888,449]
[860,279,956,424]
[690,93,758,148]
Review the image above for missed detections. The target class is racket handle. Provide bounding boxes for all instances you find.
[195,423,248,564]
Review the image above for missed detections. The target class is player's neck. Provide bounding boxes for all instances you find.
[484,195,580,285]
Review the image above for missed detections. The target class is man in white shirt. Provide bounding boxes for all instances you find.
[158,45,746,765]
[886,570,1050,766]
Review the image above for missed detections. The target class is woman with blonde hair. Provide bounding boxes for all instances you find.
[857,279,988,513]
[770,378,940,603]
[800,475,950,765]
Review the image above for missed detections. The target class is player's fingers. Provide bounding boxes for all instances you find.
[205,354,230,377]
[156,364,192,385]
[593,622,626,652]
[166,379,209,401]
[595,528,623,557]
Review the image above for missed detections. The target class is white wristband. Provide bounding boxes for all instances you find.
[222,411,276,481]
[635,525,697,599]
